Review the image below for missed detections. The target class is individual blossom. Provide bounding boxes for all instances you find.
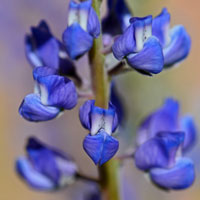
[112,16,164,75]
[19,66,78,122]
[25,20,80,82]
[152,8,191,67]
[79,100,119,165]
[16,137,78,191]
[63,0,100,60]
[135,98,196,190]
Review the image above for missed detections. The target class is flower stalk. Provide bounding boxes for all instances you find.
[88,0,120,199]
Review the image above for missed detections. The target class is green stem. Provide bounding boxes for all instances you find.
[88,0,120,200]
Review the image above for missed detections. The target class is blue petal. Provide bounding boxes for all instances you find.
[163,25,191,67]
[27,137,77,186]
[137,98,179,145]
[112,24,135,60]
[19,94,60,122]
[152,8,171,47]
[180,115,197,153]
[150,158,195,190]
[29,21,59,69]
[33,66,58,81]
[25,35,43,68]
[87,7,100,38]
[127,36,164,74]
[16,157,55,190]
[79,100,95,130]
[99,132,119,165]
[28,150,60,185]
[36,38,59,69]
[135,131,184,171]
[63,23,93,59]
[83,131,119,165]
[37,75,78,109]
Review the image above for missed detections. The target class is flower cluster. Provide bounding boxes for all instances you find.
[112,8,191,75]
[16,0,195,195]
[135,98,196,190]
[19,21,79,122]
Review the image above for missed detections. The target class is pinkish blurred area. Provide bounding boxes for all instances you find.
[0,0,200,199]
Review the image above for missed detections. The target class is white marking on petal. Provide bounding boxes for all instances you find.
[91,112,104,135]
[68,10,79,26]
[135,27,144,52]
[79,10,89,31]
[40,85,49,105]
[29,52,43,66]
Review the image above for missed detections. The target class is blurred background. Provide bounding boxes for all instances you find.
[0,0,199,199]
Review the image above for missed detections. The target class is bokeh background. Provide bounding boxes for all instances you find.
[0,0,199,199]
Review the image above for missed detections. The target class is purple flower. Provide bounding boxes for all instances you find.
[134,98,196,190]
[152,8,191,67]
[16,137,78,191]
[19,67,78,122]
[79,100,119,165]
[112,16,164,75]
[63,0,100,59]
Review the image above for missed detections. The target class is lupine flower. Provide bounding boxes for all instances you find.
[112,16,164,75]
[135,98,196,190]
[152,8,191,67]
[79,100,119,165]
[19,66,78,122]
[16,137,78,191]
[25,20,80,81]
[102,0,131,45]
[63,0,100,60]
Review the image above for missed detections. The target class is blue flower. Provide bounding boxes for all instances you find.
[63,0,100,59]
[79,100,119,165]
[152,8,191,67]
[25,20,80,81]
[135,98,196,190]
[137,98,197,151]
[19,66,78,122]
[112,16,164,75]
[16,137,78,191]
